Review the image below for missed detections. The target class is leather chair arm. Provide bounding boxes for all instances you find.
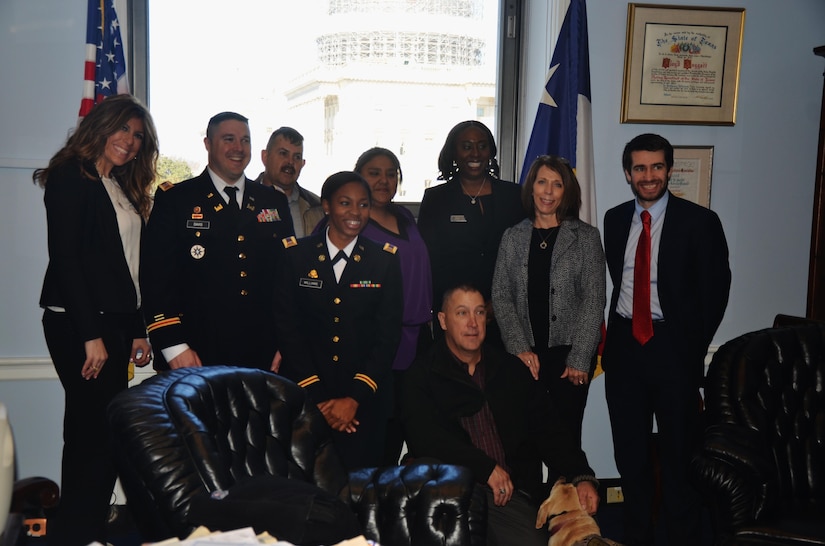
[691,424,779,538]
[348,463,486,546]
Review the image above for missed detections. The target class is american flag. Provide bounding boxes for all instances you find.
[79,0,130,118]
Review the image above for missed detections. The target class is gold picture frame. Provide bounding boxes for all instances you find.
[621,4,745,125]
[671,145,713,207]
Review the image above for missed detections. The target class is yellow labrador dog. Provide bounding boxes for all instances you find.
[535,478,622,546]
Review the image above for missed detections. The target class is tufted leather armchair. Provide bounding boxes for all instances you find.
[107,367,486,545]
[690,323,825,545]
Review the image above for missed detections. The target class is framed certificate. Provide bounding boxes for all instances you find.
[671,145,714,207]
[621,4,745,125]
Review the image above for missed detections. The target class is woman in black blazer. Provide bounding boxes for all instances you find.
[417,121,525,346]
[34,95,158,546]
[274,172,403,471]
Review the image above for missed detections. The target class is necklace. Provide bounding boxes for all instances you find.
[534,226,558,250]
[461,178,486,205]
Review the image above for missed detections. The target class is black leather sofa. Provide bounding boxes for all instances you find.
[107,366,486,545]
[690,322,825,545]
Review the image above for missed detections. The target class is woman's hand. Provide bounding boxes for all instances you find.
[518,351,540,380]
[561,365,588,386]
[82,338,107,380]
[318,398,360,433]
[131,338,152,367]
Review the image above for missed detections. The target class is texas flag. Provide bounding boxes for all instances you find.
[519,0,596,225]
[79,0,130,118]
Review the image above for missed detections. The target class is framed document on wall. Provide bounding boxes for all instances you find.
[671,146,713,207]
[621,4,745,125]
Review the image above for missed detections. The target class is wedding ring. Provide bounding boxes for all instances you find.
[499,488,506,494]
[579,380,584,384]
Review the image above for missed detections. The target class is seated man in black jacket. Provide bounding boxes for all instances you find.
[402,284,599,546]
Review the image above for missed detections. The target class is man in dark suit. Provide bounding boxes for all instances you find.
[602,133,731,546]
[141,112,294,371]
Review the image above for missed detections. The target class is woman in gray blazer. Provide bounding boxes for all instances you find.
[492,155,605,445]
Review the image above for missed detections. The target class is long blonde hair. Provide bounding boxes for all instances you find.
[33,95,159,218]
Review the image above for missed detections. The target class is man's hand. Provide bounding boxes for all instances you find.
[168,348,202,369]
[270,350,282,373]
[575,481,599,515]
[487,465,514,506]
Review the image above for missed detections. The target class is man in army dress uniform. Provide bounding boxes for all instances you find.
[141,112,294,370]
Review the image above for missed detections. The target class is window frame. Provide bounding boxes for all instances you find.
[127,0,522,185]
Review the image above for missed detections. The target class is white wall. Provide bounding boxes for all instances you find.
[0,0,823,484]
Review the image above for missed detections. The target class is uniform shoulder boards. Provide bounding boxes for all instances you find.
[382,242,398,254]
[158,181,174,191]
[282,236,298,248]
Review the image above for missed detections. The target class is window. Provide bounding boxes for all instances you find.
[131,0,518,201]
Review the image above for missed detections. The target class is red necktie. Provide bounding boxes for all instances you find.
[632,210,653,345]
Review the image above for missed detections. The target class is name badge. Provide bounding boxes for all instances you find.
[299,278,323,289]
[187,220,211,229]
[449,215,467,223]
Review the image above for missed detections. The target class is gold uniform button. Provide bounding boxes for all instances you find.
[238,253,246,259]
[240,271,247,278]
[237,235,245,242]
[333,297,341,304]
[333,317,340,323]
[195,231,201,237]
[240,290,248,296]
[332,336,340,343]
[332,355,339,362]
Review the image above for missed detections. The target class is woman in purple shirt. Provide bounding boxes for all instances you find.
[355,147,433,465]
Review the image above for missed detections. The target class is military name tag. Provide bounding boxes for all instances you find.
[449,215,467,223]
[299,278,323,289]
[187,220,211,229]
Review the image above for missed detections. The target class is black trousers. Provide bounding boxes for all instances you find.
[533,344,591,447]
[43,310,131,546]
[604,318,702,546]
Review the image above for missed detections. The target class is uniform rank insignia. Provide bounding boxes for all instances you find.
[282,236,297,248]
[350,280,381,288]
[257,208,281,222]
[158,181,174,191]
[382,243,398,254]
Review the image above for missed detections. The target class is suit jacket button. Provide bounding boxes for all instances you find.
[332,355,339,362]
[551,315,557,321]
[550,288,556,295]
[332,336,340,343]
